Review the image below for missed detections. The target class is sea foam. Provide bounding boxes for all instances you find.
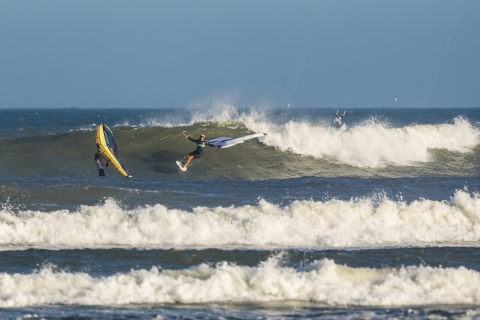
[1,190,479,249]
[245,116,479,168]
[0,258,479,307]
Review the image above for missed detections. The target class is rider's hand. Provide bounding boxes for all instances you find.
[182,133,188,138]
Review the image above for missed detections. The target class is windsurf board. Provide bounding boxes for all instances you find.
[205,133,266,149]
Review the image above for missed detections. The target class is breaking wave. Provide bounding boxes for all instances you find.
[1,257,479,307]
[1,190,479,249]
[0,112,478,179]
[245,116,479,168]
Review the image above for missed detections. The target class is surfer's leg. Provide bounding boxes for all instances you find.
[183,154,194,167]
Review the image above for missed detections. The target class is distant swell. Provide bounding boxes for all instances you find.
[1,258,480,307]
[1,190,479,249]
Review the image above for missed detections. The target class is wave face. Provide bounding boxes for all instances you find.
[1,257,480,307]
[1,190,479,249]
[0,108,478,179]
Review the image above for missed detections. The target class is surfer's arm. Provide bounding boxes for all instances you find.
[95,152,105,161]
[95,152,108,168]
[182,133,197,143]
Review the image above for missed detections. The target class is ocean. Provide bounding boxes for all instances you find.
[0,107,479,319]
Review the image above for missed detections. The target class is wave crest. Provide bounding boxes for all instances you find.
[246,116,479,168]
[1,258,479,307]
[1,190,479,249]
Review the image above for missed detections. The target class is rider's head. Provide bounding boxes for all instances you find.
[199,134,205,141]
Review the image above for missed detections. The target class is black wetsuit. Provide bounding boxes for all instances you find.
[187,137,205,159]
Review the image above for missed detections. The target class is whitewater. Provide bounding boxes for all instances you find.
[1,190,479,249]
[1,258,480,307]
[246,116,478,168]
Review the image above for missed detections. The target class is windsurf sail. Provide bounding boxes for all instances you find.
[95,124,132,178]
[205,133,266,149]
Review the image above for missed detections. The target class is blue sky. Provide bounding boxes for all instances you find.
[0,0,479,108]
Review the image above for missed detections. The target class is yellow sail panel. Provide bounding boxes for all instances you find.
[95,124,132,178]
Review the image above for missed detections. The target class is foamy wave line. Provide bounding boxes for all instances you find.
[1,258,480,307]
[245,116,479,168]
[1,191,480,249]
[68,123,98,132]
